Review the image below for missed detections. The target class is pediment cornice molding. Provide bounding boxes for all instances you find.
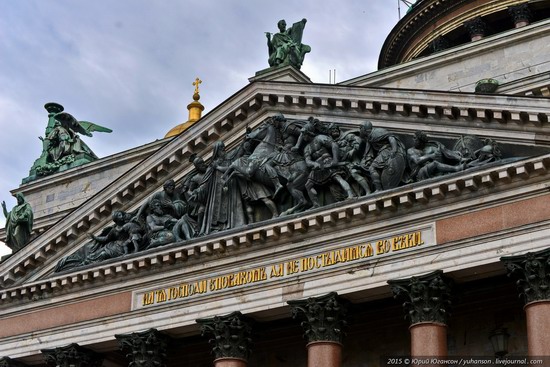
[1,81,549,287]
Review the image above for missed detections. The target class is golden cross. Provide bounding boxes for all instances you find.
[193,77,202,95]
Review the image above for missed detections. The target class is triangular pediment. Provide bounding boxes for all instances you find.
[1,80,550,301]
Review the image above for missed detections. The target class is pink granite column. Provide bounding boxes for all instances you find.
[464,17,487,42]
[508,4,531,28]
[502,248,550,357]
[525,301,550,356]
[288,292,348,367]
[409,322,447,358]
[197,311,253,367]
[307,341,342,367]
[389,270,452,360]
[213,358,248,367]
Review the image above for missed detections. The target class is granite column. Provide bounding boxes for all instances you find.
[502,248,550,356]
[197,311,253,367]
[388,270,453,359]
[288,292,348,367]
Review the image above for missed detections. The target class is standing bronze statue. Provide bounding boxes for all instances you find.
[2,193,34,252]
[359,121,406,192]
[266,19,311,69]
[200,141,247,235]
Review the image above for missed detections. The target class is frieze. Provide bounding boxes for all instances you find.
[133,227,432,310]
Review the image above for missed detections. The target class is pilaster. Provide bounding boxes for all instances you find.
[388,270,453,357]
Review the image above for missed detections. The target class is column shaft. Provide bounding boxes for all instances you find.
[213,358,248,367]
[525,301,550,356]
[388,270,452,360]
[307,341,342,367]
[410,323,447,357]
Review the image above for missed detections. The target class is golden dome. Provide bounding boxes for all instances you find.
[164,78,205,138]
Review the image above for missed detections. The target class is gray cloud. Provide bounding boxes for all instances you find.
[0,0,406,253]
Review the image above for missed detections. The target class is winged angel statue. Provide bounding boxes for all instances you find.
[25,102,112,181]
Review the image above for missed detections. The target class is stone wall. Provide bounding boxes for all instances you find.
[344,19,550,95]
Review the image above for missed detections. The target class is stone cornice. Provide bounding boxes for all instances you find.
[0,151,549,306]
[0,81,549,288]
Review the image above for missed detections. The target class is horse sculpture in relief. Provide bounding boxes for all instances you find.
[220,116,311,216]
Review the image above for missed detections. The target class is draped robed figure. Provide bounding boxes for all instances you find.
[200,141,247,235]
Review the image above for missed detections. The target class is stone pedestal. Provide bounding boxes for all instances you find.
[389,270,453,359]
[524,301,550,356]
[409,323,447,357]
[306,341,342,367]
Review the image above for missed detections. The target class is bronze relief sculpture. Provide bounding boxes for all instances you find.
[55,115,505,272]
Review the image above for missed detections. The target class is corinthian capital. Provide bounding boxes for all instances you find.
[287,292,348,344]
[115,328,170,367]
[42,344,103,367]
[501,247,550,304]
[196,311,253,361]
[388,270,453,325]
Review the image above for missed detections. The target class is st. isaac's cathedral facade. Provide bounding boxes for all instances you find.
[1,1,550,366]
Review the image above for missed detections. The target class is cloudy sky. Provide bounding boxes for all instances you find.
[0,0,413,255]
